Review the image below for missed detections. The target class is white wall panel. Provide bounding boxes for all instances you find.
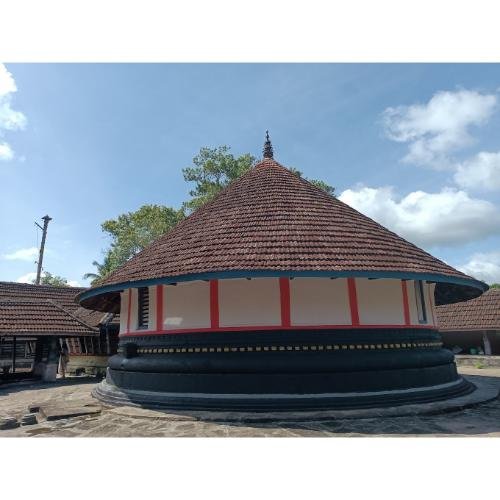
[148,286,157,330]
[163,281,210,330]
[219,278,281,327]
[407,280,433,326]
[407,280,418,325]
[129,288,138,331]
[290,278,351,325]
[119,291,128,333]
[356,278,404,325]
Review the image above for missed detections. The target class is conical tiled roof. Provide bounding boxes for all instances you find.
[79,158,487,311]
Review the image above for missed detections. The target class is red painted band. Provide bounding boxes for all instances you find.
[401,280,411,326]
[347,278,360,326]
[210,280,219,329]
[156,285,164,332]
[119,323,437,337]
[126,289,132,333]
[279,277,291,327]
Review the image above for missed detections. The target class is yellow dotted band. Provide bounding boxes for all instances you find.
[135,341,442,355]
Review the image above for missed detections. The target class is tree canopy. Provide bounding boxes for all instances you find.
[85,145,335,283]
[182,146,256,212]
[289,167,336,196]
[32,272,70,287]
[182,147,335,212]
[82,254,119,286]
[84,204,185,285]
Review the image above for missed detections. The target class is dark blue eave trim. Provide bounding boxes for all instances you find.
[77,269,488,304]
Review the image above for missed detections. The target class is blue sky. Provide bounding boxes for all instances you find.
[1,63,499,286]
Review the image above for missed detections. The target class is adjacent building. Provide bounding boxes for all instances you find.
[437,288,500,355]
[0,282,119,381]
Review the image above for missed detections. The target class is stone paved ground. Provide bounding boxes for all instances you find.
[1,367,500,437]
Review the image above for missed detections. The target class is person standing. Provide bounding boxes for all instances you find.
[58,340,69,379]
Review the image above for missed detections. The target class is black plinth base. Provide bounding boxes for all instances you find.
[95,373,474,411]
[94,328,475,411]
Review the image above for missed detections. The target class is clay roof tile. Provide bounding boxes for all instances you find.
[78,158,487,311]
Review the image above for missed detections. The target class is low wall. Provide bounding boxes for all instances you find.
[67,355,108,376]
[455,355,500,368]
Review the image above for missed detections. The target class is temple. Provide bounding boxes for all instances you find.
[78,134,488,410]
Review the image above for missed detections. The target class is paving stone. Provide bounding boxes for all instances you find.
[0,417,19,430]
[39,404,102,421]
[1,368,500,437]
[20,413,38,426]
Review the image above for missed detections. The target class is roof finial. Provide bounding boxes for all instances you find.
[263,130,274,159]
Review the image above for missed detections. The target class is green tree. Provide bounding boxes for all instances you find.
[289,167,335,196]
[32,272,69,287]
[84,204,185,284]
[82,254,118,286]
[182,146,335,212]
[182,146,256,212]
[86,146,335,283]
[490,283,500,288]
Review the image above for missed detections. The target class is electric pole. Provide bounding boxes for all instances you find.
[35,215,52,285]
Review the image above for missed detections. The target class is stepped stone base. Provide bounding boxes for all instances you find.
[94,329,475,411]
[94,376,475,412]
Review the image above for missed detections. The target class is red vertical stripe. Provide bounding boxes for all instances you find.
[401,280,411,326]
[279,277,291,327]
[126,288,132,333]
[347,278,360,326]
[210,279,219,329]
[156,285,164,332]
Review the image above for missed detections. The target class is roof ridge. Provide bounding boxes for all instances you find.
[47,300,98,332]
[0,297,79,303]
[0,280,86,290]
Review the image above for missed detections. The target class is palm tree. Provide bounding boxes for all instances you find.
[83,256,115,286]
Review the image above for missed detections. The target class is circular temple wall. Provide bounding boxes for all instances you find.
[93,277,473,410]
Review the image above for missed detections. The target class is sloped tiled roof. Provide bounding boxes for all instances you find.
[0,300,98,336]
[0,281,87,310]
[437,288,500,331]
[0,282,119,334]
[78,157,486,311]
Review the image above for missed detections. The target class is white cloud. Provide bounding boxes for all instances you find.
[0,141,14,161]
[457,251,500,284]
[0,63,27,162]
[0,99,27,131]
[2,246,38,261]
[454,151,500,191]
[16,272,37,284]
[382,89,497,169]
[339,185,500,247]
[0,64,17,96]
[67,280,82,287]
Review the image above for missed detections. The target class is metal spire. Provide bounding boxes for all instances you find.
[263,130,274,159]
